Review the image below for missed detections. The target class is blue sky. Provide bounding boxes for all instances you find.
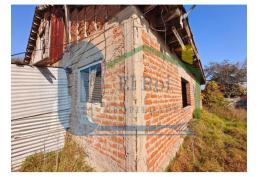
[185,5,247,66]
[11,5,247,66]
[11,5,35,57]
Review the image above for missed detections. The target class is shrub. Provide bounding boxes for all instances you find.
[202,81,228,107]
[19,134,93,172]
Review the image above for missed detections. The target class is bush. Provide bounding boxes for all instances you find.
[202,81,228,107]
[19,134,93,172]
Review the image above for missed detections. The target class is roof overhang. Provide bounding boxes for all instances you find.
[137,5,205,84]
[24,5,205,84]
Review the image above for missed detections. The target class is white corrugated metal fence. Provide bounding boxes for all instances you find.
[11,64,71,171]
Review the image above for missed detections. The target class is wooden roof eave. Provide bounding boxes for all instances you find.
[139,5,205,84]
[181,18,206,84]
[24,5,51,64]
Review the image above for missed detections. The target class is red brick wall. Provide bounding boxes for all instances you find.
[60,5,127,171]
[66,6,199,171]
[141,30,196,171]
[70,6,121,42]
[50,5,200,171]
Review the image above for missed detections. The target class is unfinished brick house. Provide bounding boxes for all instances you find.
[22,5,205,171]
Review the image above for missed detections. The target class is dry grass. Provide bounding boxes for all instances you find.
[208,105,247,121]
[19,134,94,172]
[167,107,247,172]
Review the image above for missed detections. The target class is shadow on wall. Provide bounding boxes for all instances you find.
[57,40,193,137]
[57,40,104,136]
[37,67,56,83]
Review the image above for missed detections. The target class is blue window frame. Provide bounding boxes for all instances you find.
[80,63,102,103]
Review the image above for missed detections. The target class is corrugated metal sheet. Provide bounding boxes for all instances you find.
[11,64,71,171]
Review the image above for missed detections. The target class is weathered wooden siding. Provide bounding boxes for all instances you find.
[49,7,65,64]
[11,64,70,171]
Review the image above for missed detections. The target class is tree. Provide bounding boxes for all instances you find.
[202,81,228,107]
[204,60,247,98]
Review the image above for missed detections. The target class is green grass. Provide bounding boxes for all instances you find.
[167,106,247,172]
[19,134,94,172]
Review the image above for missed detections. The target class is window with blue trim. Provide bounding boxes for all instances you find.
[80,63,102,103]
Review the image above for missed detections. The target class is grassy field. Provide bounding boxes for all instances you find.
[20,106,246,172]
[168,106,247,172]
[19,134,93,172]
